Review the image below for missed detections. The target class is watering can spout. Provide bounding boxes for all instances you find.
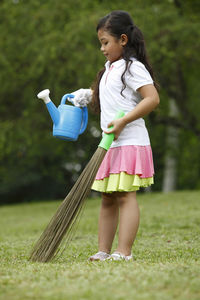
[37,89,60,125]
[46,101,60,126]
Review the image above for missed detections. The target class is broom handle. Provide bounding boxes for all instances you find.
[98,110,125,151]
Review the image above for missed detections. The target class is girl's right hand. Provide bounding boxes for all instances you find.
[71,88,92,107]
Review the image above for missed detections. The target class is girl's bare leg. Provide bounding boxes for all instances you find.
[98,192,119,253]
[115,191,140,256]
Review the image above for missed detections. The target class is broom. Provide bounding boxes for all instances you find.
[29,110,125,262]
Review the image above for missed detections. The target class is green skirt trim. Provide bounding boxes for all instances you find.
[92,172,154,193]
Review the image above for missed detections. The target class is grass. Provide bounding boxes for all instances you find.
[0,191,200,300]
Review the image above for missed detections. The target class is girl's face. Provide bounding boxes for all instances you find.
[98,29,127,63]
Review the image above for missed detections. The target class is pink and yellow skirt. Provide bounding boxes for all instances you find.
[91,145,154,193]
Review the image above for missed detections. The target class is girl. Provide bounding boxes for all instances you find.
[72,10,160,261]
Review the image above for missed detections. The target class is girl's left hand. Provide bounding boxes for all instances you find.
[104,118,126,140]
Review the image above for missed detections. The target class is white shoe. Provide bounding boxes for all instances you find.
[89,251,110,261]
[107,252,133,261]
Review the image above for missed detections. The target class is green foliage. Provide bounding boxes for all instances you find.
[0,0,200,201]
[0,191,200,299]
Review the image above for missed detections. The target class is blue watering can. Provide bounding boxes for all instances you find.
[37,89,88,141]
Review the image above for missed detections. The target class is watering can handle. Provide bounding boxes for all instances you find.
[61,94,75,105]
[61,93,88,135]
[79,107,88,135]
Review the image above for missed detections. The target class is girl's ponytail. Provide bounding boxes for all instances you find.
[127,25,159,91]
[131,26,146,64]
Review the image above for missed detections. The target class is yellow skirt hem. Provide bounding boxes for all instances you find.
[91,172,154,193]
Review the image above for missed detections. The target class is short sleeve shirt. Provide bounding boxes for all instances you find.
[99,58,154,147]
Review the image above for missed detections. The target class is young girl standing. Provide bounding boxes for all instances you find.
[72,10,159,261]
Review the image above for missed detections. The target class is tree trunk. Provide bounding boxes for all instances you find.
[162,99,179,193]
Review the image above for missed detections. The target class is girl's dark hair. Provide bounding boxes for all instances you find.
[91,10,159,114]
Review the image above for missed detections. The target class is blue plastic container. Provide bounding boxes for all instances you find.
[46,93,88,141]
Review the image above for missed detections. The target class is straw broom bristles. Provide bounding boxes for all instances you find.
[29,148,106,262]
[29,111,124,263]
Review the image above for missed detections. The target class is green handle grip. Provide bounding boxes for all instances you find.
[98,110,125,151]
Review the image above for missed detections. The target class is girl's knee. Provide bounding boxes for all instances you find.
[117,192,136,206]
[102,192,117,208]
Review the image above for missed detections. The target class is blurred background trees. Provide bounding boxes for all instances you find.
[0,0,199,203]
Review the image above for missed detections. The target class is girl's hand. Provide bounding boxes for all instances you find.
[71,88,92,107]
[104,118,126,140]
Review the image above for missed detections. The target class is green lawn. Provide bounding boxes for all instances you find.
[0,191,200,300]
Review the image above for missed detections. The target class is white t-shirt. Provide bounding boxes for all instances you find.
[99,58,154,147]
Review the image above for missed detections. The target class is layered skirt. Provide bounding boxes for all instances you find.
[91,145,154,193]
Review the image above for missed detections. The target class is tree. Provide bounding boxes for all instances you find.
[0,0,199,202]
